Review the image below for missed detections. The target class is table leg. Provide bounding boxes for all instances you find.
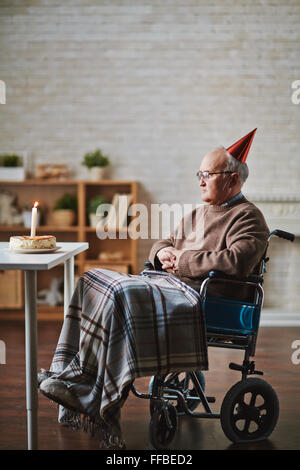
[64,256,74,318]
[24,270,38,450]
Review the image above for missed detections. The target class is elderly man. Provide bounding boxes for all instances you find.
[150,128,269,301]
[39,129,268,449]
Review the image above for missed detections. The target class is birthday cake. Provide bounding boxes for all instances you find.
[9,235,56,251]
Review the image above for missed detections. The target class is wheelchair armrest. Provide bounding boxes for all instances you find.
[144,260,155,270]
[144,258,165,271]
[208,270,263,285]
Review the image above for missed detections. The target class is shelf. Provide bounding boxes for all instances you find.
[84,226,130,233]
[83,180,134,186]
[0,179,78,185]
[0,179,134,186]
[0,305,64,321]
[37,305,64,313]
[0,225,80,232]
[0,178,138,318]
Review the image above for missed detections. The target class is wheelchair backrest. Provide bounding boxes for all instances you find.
[204,229,295,336]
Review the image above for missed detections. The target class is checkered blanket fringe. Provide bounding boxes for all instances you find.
[57,406,127,449]
[48,268,208,448]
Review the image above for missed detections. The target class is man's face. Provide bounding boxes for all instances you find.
[198,148,236,205]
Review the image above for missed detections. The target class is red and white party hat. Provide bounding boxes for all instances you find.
[226,128,257,163]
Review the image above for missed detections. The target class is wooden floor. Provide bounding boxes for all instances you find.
[0,320,299,450]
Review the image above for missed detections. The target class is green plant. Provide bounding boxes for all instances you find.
[53,193,78,212]
[82,149,110,169]
[87,195,109,214]
[0,154,22,167]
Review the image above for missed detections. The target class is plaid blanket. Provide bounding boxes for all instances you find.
[48,268,208,448]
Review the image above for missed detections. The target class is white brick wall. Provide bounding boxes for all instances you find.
[0,0,299,281]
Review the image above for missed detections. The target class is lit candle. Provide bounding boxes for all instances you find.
[30,201,39,237]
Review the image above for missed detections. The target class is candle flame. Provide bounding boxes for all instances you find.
[33,201,39,208]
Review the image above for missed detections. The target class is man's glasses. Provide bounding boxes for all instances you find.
[196,170,233,182]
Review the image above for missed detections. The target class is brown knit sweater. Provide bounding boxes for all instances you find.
[148,196,269,301]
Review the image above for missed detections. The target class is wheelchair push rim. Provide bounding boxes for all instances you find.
[148,371,205,416]
[220,377,279,443]
[175,371,205,415]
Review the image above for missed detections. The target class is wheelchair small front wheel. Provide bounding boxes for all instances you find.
[220,378,279,443]
[149,402,177,450]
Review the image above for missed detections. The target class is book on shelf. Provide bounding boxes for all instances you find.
[104,193,119,229]
[104,193,133,230]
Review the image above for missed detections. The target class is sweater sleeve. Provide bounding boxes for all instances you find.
[177,210,269,279]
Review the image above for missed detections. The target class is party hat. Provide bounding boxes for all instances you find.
[226,128,257,163]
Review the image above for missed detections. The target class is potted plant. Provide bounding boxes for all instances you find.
[82,149,110,181]
[0,153,25,181]
[52,193,77,226]
[87,195,109,228]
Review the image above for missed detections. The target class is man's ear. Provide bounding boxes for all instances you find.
[230,172,239,187]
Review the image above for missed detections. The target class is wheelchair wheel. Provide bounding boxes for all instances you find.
[149,402,177,450]
[220,378,279,443]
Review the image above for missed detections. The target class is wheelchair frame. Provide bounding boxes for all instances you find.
[130,229,295,448]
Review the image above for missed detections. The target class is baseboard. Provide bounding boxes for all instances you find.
[260,309,300,327]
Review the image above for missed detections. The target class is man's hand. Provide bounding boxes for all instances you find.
[157,247,176,272]
[157,247,182,274]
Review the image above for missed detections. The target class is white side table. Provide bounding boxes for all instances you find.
[0,241,89,450]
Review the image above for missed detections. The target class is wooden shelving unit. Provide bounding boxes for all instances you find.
[0,179,138,319]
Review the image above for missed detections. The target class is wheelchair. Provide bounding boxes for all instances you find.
[130,229,295,449]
